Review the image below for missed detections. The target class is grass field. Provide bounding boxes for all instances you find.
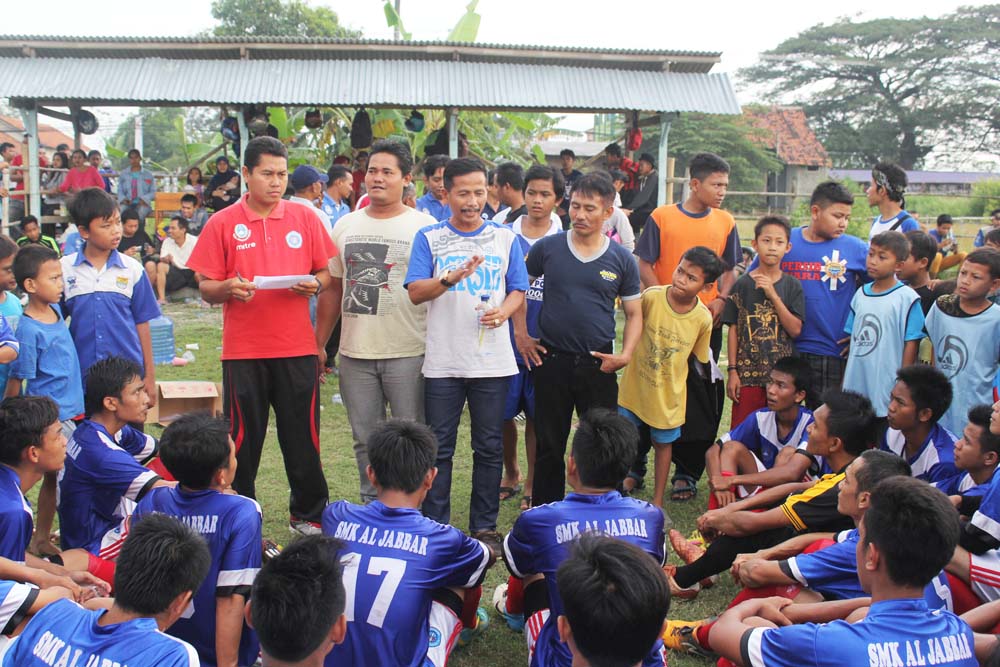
[98,301,739,667]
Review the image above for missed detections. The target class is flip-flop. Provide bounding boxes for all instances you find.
[670,475,698,502]
[519,495,532,511]
[499,484,522,501]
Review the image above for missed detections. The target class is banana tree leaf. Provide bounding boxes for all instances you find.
[447,0,481,42]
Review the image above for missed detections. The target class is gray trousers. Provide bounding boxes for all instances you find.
[338,354,425,503]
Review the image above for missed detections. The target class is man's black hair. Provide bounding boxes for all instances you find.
[171,215,190,231]
[180,193,198,207]
[114,513,211,616]
[71,148,86,160]
[680,246,725,284]
[127,148,141,159]
[873,161,908,203]
[68,187,118,229]
[326,165,352,183]
[609,169,628,184]
[820,389,878,456]
[120,207,140,224]
[753,215,791,240]
[864,476,959,588]
[367,419,437,493]
[810,181,855,208]
[966,247,1000,281]
[896,364,953,424]
[853,449,911,495]
[770,356,813,396]
[604,143,622,158]
[556,534,670,667]
[495,162,525,191]
[13,244,59,291]
[87,149,101,159]
[422,154,450,178]
[904,230,938,269]
[20,215,38,229]
[688,152,730,181]
[571,172,616,208]
[936,214,953,226]
[252,535,346,662]
[986,229,1000,248]
[243,136,288,172]
[0,142,13,155]
[443,157,487,191]
[991,208,1000,218]
[523,165,566,200]
[968,404,1000,456]
[559,148,576,159]
[0,234,16,261]
[870,230,910,262]
[570,409,638,489]
[0,396,60,467]
[84,356,143,417]
[369,139,414,176]
[159,413,231,490]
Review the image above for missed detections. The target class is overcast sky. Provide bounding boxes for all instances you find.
[3,0,992,150]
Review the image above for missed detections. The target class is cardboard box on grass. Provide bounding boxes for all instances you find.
[145,381,223,425]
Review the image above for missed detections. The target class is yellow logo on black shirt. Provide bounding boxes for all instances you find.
[599,270,618,282]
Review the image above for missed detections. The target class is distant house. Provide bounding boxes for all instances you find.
[0,114,87,155]
[830,169,999,196]
[745,106,831,210]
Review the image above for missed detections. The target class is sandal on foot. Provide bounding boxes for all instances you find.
[519,495,532,511]
[670,474,698,502]
[499,484,522,501]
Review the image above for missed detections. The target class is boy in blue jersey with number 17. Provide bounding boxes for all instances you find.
[321,419,495,667]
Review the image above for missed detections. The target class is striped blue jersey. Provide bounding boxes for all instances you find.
[879,424,958,483]
[719,407,813,468]
[0,465,32,563]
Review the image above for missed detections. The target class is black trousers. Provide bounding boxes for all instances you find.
[324,319,342,369]
[532,345,619,506]
[223,355,329,522]
[673,526,795,589]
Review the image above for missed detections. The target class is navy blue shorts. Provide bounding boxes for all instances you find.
[503,365,535,421]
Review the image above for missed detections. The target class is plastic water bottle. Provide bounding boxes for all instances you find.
[476,293,494,351]
[149,315,175,365]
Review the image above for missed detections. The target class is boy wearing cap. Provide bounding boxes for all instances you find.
[290,165,334,235]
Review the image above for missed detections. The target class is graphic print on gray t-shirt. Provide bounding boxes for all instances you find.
[343,242,393,315]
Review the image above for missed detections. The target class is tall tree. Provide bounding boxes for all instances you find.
[210,0,359,38]
[740,6,1000,169]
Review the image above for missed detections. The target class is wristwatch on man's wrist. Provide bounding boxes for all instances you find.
[439,270,456,287]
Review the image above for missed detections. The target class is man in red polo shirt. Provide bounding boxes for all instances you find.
[187,137,337,535]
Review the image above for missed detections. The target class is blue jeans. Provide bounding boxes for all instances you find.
[423,376,509,532]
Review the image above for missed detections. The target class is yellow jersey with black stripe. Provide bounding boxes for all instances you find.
[780,471,854,533]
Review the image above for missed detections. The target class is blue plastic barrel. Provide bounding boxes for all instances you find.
[149,315,175,365]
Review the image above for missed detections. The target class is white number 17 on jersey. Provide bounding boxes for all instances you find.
[340,553,407,628]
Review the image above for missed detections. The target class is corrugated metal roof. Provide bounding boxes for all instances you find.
[0,35,720,73]
[1,57,741,114]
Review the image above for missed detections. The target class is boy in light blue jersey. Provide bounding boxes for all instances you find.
[2,513,209,667]
[935,405,1000,499]
[499,409,667,667]
[843,231,924,418]
[866,162,920,240]
[925,249,1000,436]
[711,476,976,667]
[880,365,958,483]
[322,419,494,667]
[132,412,261,667]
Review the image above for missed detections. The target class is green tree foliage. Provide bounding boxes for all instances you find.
[106,108,217,172]
[210,0,359,38]
[740,6,1000,170]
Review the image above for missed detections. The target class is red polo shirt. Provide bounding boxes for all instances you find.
[187,195,337,360]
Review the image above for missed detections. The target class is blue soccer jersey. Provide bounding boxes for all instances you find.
[936,470,995,498]
[10,306,84,421]
[503,491,666,667]
[719,407,813,469]
[880,424,959,483]
[843,282,925,417]
[0,465,33,564]
[782,529,952,609]
[321,500,491,667]
[970,473,1000,543]
[507,218,558,367]
[58,420,161,554]
[0,579,38,635]
[114,424,158,465]
[133,486,262,667]
[2,598,199,666]
[740,598,975,667]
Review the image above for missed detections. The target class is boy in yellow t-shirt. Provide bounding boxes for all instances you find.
[619,246,725,507]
